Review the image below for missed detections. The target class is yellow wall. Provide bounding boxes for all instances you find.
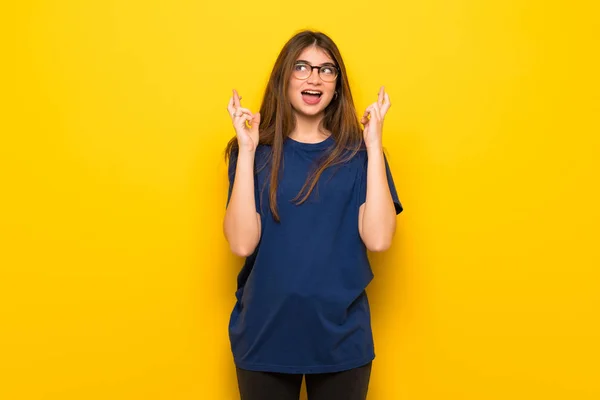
[2,1,599,399]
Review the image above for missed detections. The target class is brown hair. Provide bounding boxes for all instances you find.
[224,29,365,222]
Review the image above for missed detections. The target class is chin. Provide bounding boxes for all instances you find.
[292,100,331,117]
[297,109,324,118]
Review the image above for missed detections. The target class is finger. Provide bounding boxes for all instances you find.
[235,107,253,116]
[230,107,252,119]
[235,113,253,127]
[380,92,391,115]
[250,112,260,128]
[371,102,381,121]
[384,92,391,109]
[233,89,240,108]
[366,103,377,117]
[363,104,376,122]
[378,86,384,107]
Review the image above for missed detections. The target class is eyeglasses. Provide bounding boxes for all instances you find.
[292,62,339,82]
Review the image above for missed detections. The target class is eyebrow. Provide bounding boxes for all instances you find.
[295,59,337,67]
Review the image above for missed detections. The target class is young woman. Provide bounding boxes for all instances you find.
[223,30,403,400]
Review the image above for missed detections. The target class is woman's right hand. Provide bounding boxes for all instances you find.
[227,89,260,152]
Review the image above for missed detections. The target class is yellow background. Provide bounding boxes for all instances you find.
[2,0,599,399]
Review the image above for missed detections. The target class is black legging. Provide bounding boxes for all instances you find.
[235,361,372,400]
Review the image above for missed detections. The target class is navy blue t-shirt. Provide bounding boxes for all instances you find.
[226,134,403,374]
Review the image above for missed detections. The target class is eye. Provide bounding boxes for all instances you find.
[321,66,337,76]
[294,63,308,72]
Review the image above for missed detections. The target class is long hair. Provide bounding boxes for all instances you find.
[225,29,365,222]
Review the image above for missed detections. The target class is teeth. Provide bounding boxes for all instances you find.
[302,90,322,95]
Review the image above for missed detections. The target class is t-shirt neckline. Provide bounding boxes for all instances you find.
[285,134,334,150]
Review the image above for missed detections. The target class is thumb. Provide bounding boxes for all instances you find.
[250,112,261,132]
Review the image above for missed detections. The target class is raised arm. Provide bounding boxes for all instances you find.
[358,86,398,252]
[223,89,262,257]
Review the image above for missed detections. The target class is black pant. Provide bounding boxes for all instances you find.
[235,361,372,400]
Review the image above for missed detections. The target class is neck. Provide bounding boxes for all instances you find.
[289,111,330,142]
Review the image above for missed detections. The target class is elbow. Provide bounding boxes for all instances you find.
[223,217,260,257]
[365,239,392,252]
[362,233,393,252]
[360,210,397,253]
[230,246,255,257]
[224,226,258,257]
[229,242,257,257]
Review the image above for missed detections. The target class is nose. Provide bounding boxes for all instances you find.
[306,67,322,84]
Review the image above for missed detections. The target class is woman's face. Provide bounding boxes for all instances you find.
[287,46,338,118]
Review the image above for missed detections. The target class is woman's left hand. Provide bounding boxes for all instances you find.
[361,86,391,150]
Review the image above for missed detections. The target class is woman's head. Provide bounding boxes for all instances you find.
[287,45,339,121]
[226,30,364,222]
[258,30,361,141]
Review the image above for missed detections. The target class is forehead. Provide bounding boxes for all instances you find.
[296,46,334,64]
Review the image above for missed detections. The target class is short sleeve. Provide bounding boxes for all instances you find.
[358,151,403,215]
[226,149,261,213]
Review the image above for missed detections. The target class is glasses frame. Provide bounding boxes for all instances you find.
[292,61,340,82]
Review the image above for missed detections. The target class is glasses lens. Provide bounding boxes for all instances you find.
[293,63,311,79]
[319,66,338,82]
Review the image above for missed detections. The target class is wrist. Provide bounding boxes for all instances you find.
[238,144,257,156]
[365,142,383,153]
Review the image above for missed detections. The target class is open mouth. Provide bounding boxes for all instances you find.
[301,90,323,105]
[301,90,323,98]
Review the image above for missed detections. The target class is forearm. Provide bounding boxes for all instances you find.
[360,147,397,251]
[223,149,260,256]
